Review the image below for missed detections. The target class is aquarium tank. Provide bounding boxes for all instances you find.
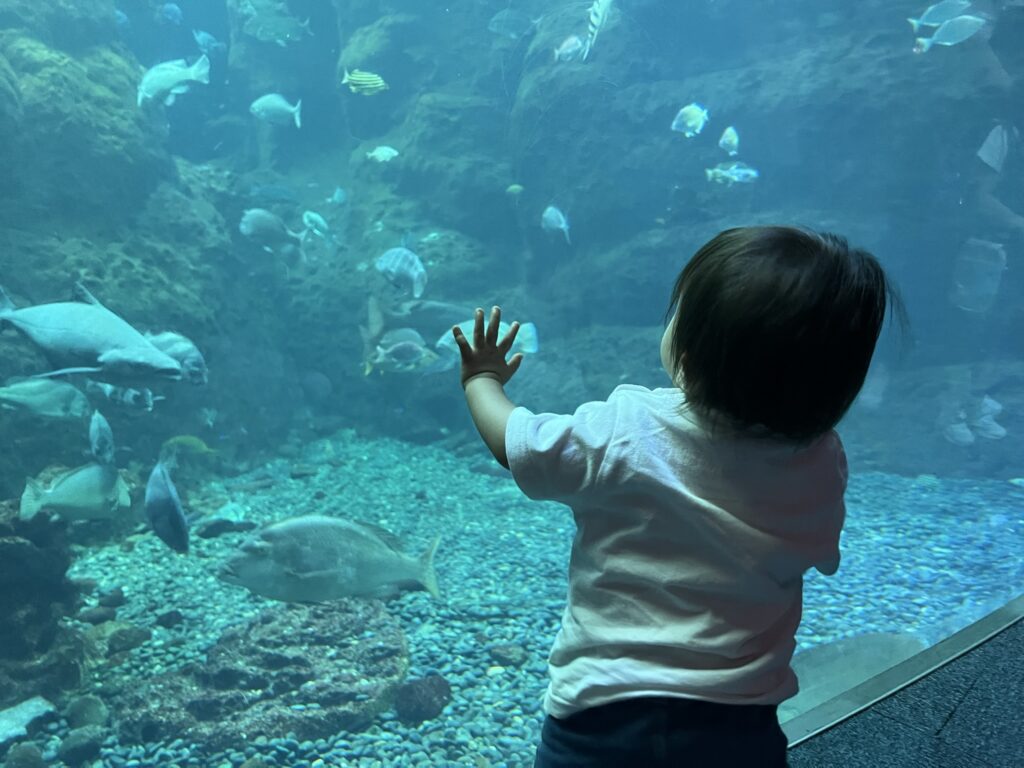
[0,0,1021,766]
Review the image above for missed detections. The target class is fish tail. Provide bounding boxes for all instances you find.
[563,228,571,245]
[0,284,14,316]
[192,54,211,84]
[516,322,540,354]
[294,99,302,129]
[907,17,921,34]
[419,535,441,599]
[19,478,44,520]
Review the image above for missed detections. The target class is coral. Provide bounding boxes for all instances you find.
[111,601,408,751]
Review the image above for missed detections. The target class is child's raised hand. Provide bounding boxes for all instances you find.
[452,306,524,388]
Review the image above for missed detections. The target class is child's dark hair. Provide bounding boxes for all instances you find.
[666,226,905,442]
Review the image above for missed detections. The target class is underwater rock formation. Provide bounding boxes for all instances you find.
[112,600,408,751]
[0,503,85,710]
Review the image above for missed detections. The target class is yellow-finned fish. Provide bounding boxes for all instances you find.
[342,68,389,95]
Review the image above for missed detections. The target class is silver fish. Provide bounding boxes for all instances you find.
[0,284,182,381]
[375,247,428,298]
[914,14,986,52]
[137,55,210,107]
[144,331,207,386]
[582,0,614,61]
[250,93,302,129]
[541,205,571,244]
[907,0,973,33]
[239,208,306,255]
[20,463,130,521]
[89,410,116,465]
[218,514,440,602]
[0,378,90,421]
[366,328,440,374]
[145,461,189,553]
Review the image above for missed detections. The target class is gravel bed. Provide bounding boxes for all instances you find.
[49,430,1023,767]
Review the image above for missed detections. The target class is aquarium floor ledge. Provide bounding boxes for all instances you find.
[786,597,1024,768]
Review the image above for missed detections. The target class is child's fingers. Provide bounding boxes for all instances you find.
[452,326,472,357]
[497,321,520,353]
[507,353,524,376]
[486,306,502,346]
[472,307,486,348]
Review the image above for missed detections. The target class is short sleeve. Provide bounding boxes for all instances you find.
[505,401,616,505]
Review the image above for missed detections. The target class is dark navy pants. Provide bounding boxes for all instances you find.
[533,696,788,767]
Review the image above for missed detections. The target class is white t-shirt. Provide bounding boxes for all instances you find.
[506,385,848,718]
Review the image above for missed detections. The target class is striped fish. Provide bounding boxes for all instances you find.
[582,0,614,61]
[342,68,389,95]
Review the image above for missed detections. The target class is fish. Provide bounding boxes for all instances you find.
[671,103,709,137]
[365,329,442,374]
[325,186,347,205]
[907,0,973,33]
[137,55,210,107]
[366,145,399,163]
[20,463,130,521]
[143,331,208,386]
[705,161,760,186]
[487,9,538,40]
[0,284,183,381]
[250,93,302,129]
[0,378,90,421]
[554,35,585,62]
[301,210,330,238]
[145,461,189,554]
[218,514,441,602]
[375,247,427,298]
[541,205,571,244]
[914,14,986,52]
[342,68,389,95]
[85,380,159,412]
[505,183,524,197]
[192,29,227,56]
[437,320,539,360]
[159,2,183,25]
[582,0,614,60]
[718,126,739,156]
[89,410,115,465]
[239,208,306,255]
[114,9,130,32]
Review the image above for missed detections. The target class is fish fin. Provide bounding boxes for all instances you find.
[33,367,103,378]
[164,93,177,106]
[907,17,920,34]
[19,478,44,520]
[515,322,539,354]
[294,99,302,129]
[563,228,571,245]
[0,285,14,315]
[192,54,211,85]
[73,281,103,306]
[419,535,441,599]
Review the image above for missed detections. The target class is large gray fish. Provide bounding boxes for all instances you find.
[0,378,90,421]
[375,247,427,298]
[0,284,183,381]
[144,331,208,385]
[145,461,189,553]
[219,514,440,602]
[20,463,130,521]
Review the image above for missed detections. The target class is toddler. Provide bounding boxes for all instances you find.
[452,226,903,767]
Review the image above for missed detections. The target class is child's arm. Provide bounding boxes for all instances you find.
[452,306,525,469]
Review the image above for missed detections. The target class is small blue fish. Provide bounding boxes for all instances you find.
[193,29,226,56]
[160,2,183,25]
[145,461,189,553]
[541,205,571,244]
[114,9,130,33]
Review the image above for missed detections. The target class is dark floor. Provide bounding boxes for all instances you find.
[788,618,1024,768]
